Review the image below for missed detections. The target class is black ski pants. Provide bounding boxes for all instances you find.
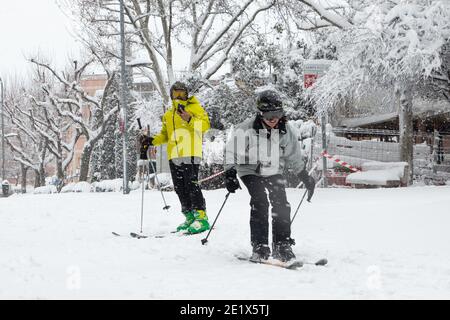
[241,174,292,247]
[169,158,206,213]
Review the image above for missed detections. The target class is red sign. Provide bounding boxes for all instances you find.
[304,74,318,88]
[303,60,332,89]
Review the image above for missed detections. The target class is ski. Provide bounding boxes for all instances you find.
[304,258,328,266]
[130,232,148,239]
[112,230,201,239]
[113,227,221,239]
[154,230,205,238]
[111,231,148,239]
[236,256,303,270]
[154,231,178,238]
[236,255,328,269]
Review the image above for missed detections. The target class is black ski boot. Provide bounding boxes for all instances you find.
[272,240,296,262]
[250,243,271,261]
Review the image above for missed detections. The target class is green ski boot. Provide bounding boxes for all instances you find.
[187,210,210,234]
[176,211,195,232]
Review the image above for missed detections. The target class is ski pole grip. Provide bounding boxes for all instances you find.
[137,118,142,129]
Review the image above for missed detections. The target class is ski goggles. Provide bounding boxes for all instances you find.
[172,89,188,100]
[260,109,284,121]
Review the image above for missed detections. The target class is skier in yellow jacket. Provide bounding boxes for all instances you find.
[140,81,211,234]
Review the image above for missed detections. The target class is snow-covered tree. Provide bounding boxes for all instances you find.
[113,69,139,182]
[429,41,450,101]
[29,57,120,182]
[3,87,52,188]
[90,74,120,181]
[306,0,450,183]
[62,0,277,106]
[26,63,82,188]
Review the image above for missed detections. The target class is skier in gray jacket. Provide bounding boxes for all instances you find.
[224,89,315,262]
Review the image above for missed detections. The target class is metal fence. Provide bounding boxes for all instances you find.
[307,127,450,185]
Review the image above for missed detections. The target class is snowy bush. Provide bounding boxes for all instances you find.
[61,182,93,193]
[91,178,142,192]
[33,185,58,194]
[92,179,124,192]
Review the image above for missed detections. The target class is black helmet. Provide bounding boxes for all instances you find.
[256,89,283,112]
[170,81,189,99]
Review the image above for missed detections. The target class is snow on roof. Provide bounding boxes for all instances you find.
[340,112,398,127]
[340,98,450,127]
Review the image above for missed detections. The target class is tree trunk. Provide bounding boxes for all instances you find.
[21,165,28,194]
[397,85,414,185]
[56,158,65,192]
[56,158,64,181]
[34,170,41,188]
[39,163,46,186]
[79,144,93,182]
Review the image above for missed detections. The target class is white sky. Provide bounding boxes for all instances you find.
[0,0,81,78]
[0,0,246,84]
[0,0,226,82]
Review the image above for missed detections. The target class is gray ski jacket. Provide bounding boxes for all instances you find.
[224,116,305,178]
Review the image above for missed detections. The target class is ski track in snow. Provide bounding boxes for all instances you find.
[1,186,450,299]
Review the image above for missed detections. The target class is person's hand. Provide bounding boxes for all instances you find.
[177,106,192,122]
[140,134,153,147]
[298,169,315,202]
[139,135,153,160]
[225,168,241,193]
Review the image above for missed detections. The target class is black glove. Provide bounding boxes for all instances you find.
[139,135,154,160]
[225,168,241,193]
[298,169,315,202]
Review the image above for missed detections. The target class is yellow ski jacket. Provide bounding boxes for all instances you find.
[152,96,210,160]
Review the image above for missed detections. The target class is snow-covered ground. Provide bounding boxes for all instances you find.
[1,186,450,299]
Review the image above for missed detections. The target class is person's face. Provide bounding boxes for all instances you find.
[262,116,281,129]
[260,109,284,129]
[172,89,188,101]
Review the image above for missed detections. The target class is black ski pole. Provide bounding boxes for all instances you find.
[201,192,230,245]
[148,150,171,211]
[139,169,146,233]
[290,189,308,225]
[137,118,171,212]
[146,123,171,211]
[291,164,319,225]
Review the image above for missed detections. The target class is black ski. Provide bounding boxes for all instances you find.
[130,232,148,239]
